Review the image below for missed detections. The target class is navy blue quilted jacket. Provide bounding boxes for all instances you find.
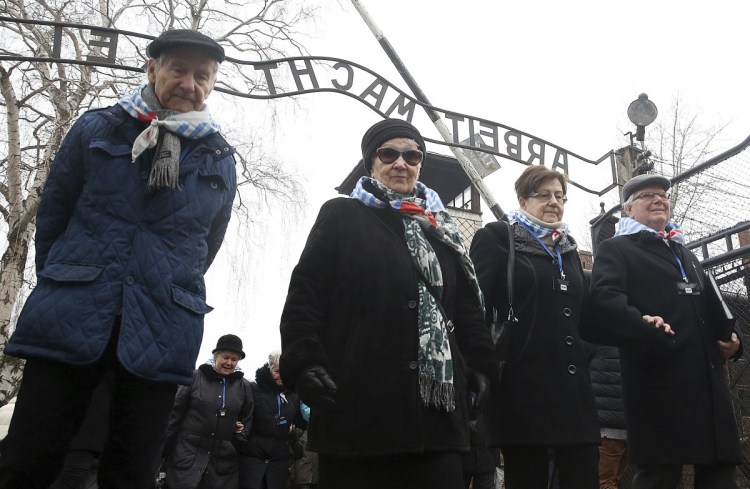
[6,104,237,385]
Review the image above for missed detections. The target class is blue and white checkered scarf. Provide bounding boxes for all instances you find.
[615,217,685,244]
[351,177,444,212]
[118,84,220,191]
[508,210,569,243]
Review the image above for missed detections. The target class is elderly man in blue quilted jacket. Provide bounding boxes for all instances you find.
[0,29,237,489]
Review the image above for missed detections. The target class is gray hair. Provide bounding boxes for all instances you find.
[268,350,281,368]
[623,192,637,213]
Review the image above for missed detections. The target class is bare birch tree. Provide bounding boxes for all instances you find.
[0,0,314,402]
[647,95,727,233]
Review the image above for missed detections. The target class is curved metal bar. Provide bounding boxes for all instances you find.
[0,16,621,195]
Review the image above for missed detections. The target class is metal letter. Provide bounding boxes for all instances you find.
[479,121,499,153]
[527,139,545,165]
[551,149,570,175]
[255,63,279,95]
[443,113,465,144]
[504,130,522,160]
[331,62,354,91]
[359,78,388,111]
[384,95,417,123]
[86,29,118,63]
[52,25,62,59]
[288,59,320,91]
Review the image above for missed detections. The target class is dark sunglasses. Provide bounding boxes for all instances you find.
[375,147,424,166]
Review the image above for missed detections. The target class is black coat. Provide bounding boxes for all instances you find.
[588,233,742,465]
[280,197,496,456]
[469,221,600,446]
[165,364,254,489]
[239,365,303,489]
[587,344,625,432]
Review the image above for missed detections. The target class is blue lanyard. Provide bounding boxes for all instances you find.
[220,378,226,409]
[518,221,565,279]
[667,243,689,282]
[277,394,288,425]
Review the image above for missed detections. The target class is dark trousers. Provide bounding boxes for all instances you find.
[632,463,740,489]
[318,452,464,489]
[49,450,98,489]
[0,340,177,489]
[464,470,496,489]
[501,443,599,489]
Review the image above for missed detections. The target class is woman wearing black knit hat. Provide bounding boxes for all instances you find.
[279,118,496,488]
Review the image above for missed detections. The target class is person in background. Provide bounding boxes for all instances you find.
[0,29,236,489]
[279,118,495,489]
[163,334,253,489]
[588,344,628,489]
[588,173,742,489]
[291,402,318,489]
[470,165,600,489]
[239,351,304,489]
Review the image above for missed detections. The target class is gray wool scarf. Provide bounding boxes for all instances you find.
[119,84,220,192]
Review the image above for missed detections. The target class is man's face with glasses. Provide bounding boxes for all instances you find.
[625,185,671,231]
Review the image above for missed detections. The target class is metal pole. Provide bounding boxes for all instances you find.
[350,0,506,220]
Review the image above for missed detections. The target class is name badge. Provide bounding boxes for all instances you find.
[554,277,570,294]
[676,282,700,295]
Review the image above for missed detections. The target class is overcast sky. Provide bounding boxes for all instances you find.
[198,0,750,371]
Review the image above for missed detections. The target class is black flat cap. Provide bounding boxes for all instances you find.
[623,173,671,201]
[147,29,225,63]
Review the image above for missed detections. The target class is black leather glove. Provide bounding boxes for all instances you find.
[467,368,490,420]
[295,365,338,410]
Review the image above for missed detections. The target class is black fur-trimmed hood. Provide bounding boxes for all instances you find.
[255,363,285,392]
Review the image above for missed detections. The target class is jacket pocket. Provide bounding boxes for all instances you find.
[89,139,131,157]
[198,167,231,191]
[38,263,104,282]
[169,432,198,469]
[172,285,213,315]
[213,442,239,474]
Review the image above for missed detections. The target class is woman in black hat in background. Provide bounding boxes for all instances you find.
[279,118,495,489]
[163,334,254,489]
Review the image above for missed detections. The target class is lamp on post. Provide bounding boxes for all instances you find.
[627,93,658,143]
[616,94,659,203]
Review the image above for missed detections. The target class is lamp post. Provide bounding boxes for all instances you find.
[616,94,659,203]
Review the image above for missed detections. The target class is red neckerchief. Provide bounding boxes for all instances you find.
[398,201,438,227]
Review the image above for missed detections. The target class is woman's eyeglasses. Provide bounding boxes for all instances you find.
[529,192,567,204]
[376,147,424,166]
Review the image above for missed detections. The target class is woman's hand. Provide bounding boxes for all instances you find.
[235,421,244,434]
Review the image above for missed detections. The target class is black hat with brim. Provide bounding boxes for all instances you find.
[147,29,225,63]
[212,334,245,359]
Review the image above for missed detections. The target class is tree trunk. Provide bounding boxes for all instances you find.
[0,220,35,404]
